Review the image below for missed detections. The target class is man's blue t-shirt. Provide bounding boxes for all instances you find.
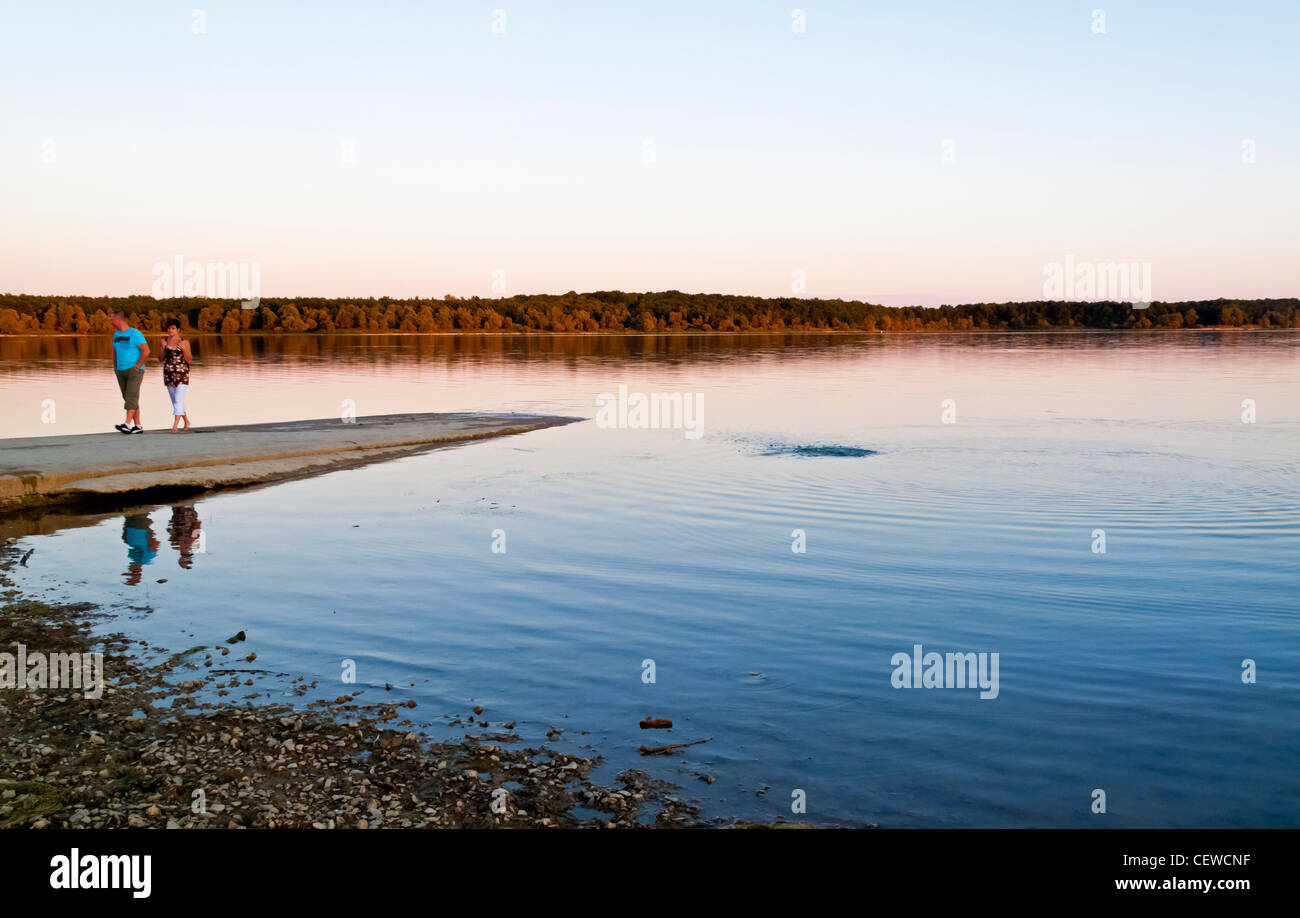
[112,327,146,370]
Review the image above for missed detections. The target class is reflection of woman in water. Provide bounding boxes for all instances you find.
[167,505,201,569]
[121,513,159,585]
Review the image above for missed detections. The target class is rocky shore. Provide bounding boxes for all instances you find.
[0,542,700,829]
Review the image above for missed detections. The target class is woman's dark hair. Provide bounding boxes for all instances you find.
[164,318,182,331]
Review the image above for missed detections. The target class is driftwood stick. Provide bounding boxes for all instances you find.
[638,737,713,756]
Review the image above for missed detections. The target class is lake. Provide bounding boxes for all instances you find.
[2,330,1298,827]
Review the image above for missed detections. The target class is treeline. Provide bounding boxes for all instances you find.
[1,292,1297,335]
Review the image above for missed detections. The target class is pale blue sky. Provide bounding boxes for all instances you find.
[2,1,1297,303]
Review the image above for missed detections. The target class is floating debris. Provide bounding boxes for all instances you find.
[638,737,713,756]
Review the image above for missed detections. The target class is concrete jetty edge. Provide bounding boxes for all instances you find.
[0,411,581,515]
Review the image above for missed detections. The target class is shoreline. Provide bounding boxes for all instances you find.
[1,326,1295,339]
[0,541,709,829]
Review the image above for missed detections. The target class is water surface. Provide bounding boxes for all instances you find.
[3,331,1297,827]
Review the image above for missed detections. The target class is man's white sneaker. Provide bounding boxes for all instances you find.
[115,423,131,433]
[128,425,144,434]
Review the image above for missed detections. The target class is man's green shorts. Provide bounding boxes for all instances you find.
[115,366,144,411]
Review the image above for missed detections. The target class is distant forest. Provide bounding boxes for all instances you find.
[1,292,1297,335]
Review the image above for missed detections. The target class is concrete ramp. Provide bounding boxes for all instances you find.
[0,412,579,514]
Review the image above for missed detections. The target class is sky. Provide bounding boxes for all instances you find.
[2,0,1297,305]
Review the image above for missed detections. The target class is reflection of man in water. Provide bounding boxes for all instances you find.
[122,513,159,585]
[167,505,201,569]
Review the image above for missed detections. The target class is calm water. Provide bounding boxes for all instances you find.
[3,331,1298,827]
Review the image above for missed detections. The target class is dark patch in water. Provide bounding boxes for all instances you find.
[760,445,877,458]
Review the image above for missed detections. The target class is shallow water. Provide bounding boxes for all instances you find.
[3,331,1298,827]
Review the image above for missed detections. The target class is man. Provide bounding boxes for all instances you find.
[110,312,149,433]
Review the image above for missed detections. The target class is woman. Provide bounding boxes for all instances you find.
[159,319,194,432]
